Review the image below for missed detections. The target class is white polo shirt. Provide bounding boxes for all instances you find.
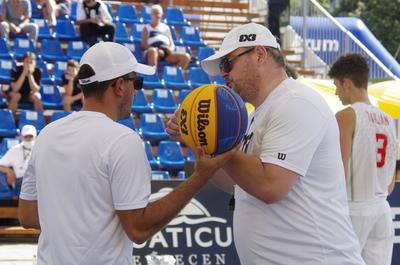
[0,143,31,179]
[234,78,365,265]
[20,111,151,265]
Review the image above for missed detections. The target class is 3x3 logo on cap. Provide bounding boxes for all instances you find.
[239,34,256,42]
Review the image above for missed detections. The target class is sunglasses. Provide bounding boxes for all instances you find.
[219,47,255,73]
[123,76,143,90]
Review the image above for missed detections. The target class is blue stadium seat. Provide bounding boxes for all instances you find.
[40,39,68,62]
[53,61,68,85]
[177,89,191,104]
[120,42,145,63]
[185,148,196,161]
[131,89,153,113]
[0,38,13,60]
[130,23,145,43]
[67,41,88,61]
[188,67,210,88]
[30,0,43,19]
[141,5,151,23]
[143,141,160,170]
[169,25,183,46]
[198,46,215,61]
[162,66,190,90]
[18,110,46,132]
[117,113,136,131]
[115,22,134,43]
[0,138,19,158]
[0,172,13,200]
[214,75,226,85]
[40,84,63,109]
[151,89,177,113]
[70,1,78,21]
[55,20,79,41]
[0,59,15,84]
[50,111,71,122]
[0,109,19,137]
[165,7,190,26]
[177,170,186,179]
[34,19,55,40]
[13,38,36,60]
[137,113,169,141]
[116,5,140,24]
[142,72,165,89]
[181,26,206,47]
[151,170,170,180]
[36,58,54,85]
[157,140,185,170]
[0,91,7,108]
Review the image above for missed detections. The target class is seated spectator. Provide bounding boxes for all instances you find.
[0,0,38,42]
[0,125,36,198]
[39,0,71,28]
[141,5,190,69]
[75,0,114,47]
[8,52,43,113]
[61,59,82,111]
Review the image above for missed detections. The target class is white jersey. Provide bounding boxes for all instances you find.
[145,23,174,50]
[234,78,365,265]
[20,111,151,265]
[347,103,397,202]
[0,143,31,179]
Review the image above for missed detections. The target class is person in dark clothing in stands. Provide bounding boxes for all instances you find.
[267,0,289,44]
[61,60,82,111]
[8,52,42,113]
[75,0,114,47]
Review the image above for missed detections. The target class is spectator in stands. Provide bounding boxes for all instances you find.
[61,59,82,111]
[8,52,43,113]
[141,4,190,69]
[0,0,39,42]
[0,125,36,198]
[39,0,71,29]
[267,0,289,44]
[75,0,115,47]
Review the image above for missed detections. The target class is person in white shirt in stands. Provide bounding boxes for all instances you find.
[167,23,366,265]
[18,42,236,265]
[329,53,397,265]
[141,4,190,69]
[0,125,36,198]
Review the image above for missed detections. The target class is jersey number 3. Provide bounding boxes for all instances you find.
[376,133,388,168]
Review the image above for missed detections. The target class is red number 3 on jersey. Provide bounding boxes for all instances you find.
[376,133,388,168]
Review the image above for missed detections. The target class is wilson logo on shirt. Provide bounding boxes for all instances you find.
[277,153,286,160]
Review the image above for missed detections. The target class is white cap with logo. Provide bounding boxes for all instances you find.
[201,23,279,76]
[79,42,155,85]
[21,125,37,137]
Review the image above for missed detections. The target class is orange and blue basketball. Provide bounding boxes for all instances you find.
[179,84,248,155]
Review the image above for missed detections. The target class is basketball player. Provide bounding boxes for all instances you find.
[167,23,366,265]
[329,53,397,265]
[18,42,237,264]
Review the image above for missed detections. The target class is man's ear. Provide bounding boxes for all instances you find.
[342,77,354,90]
[113,78,125,97]
[255,46,267,63]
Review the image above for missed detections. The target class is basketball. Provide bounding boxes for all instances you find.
[179,84,248,155]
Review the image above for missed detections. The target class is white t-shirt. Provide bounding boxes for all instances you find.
[20,111,151,265]
[0,143,31,179]
[76,0,112,22]
[233,78,365,265]
[145,23,175,51]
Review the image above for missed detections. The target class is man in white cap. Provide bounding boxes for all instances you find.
[167,23,366,264]
[0,125,36,197]
[18,42,236,265]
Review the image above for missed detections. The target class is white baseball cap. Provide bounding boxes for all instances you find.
[201,23,279,76]
[21,125,37,137]
[79,42,155,85]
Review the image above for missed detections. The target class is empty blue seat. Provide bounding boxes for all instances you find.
[177,170,185,179]
[116,5,140,24]
[157,140,185,170]
[143,141,160,170]
[115,22,133,43]
[50,111,71,122]
[18,110,46,132]
[186,148,196,161]
[169,25,183,46]
[151,89,177,113]
[30,0,43,19]
[67,41,88,61]
[0,138,19,158]
[0,59,15,84]
[177,89,191,104]
[0,109,19,137]
[162,66,190,90]
[53,61,68,85]
[138,113,169,141]
[120,42,145,63]
[40,84,63,109]
[165,7,190,26]
[151,170,170,180]
[0,172,13,200]
[117,113,136,131]
[40,39,68,62]
[0,38,13,59]
[198,46,215,61]
[36,58,54,84]
[188,67,210,88]
[214,75,226,85]
[0,91,7,108]
[131,89,153,113]
[142,72,164,89]
[13,38,36,60]
[34,19,54,40]
[131,23,145,43]
[181,26,205,47]
[70,1,78,21]
[141,5,151,23]
[55,20,79,41]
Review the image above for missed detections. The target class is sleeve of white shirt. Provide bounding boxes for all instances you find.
[260,97,329,176]
[99,2,112,21]
[109,133,151,210]
[0,148,13,167]
[76,1,86,21]
[19,154,37,200]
